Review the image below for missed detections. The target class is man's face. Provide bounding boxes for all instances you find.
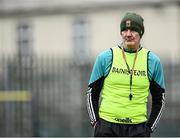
[121,29,141,49]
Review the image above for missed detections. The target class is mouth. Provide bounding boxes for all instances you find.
[125,38,134,42]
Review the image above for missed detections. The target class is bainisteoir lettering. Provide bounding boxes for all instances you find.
[112,67,146,76]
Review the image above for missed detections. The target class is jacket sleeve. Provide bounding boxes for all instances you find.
[146,54,165,132]
[146,80,165,132]
[86,77,104,127]
[86,49,112,127]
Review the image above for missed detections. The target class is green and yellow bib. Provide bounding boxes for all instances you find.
[99,46,150,124]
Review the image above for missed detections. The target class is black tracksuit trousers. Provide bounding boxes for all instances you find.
[94,119,151,137]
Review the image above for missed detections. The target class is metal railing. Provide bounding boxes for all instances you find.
[0,55,179,136]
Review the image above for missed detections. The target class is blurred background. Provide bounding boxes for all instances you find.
[0,0,179,136]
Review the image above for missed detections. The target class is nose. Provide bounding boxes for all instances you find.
[126,29,132,36]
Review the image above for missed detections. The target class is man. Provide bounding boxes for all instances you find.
[86,12,165,137]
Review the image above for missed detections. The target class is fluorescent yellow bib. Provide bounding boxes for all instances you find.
[99,46,150,124]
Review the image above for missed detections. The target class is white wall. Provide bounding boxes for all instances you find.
[0,3,179,62]
[88,5,180,63]
[33,14,73,58]
[0,19,16,57]
[142,5,179,63]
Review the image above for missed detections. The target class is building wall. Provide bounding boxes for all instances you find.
[33,14,73,58]
[0,18,16,57]
[142,5,179,64]
[0,3,179,62]
[89,4,180,63]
